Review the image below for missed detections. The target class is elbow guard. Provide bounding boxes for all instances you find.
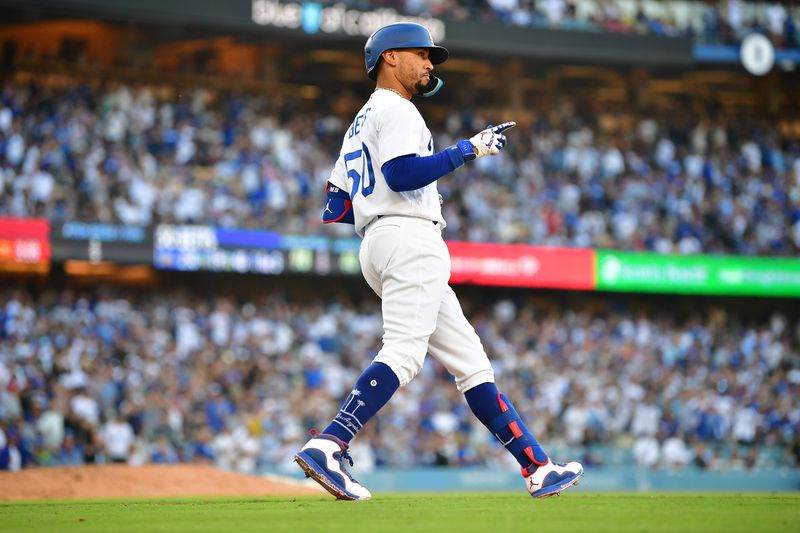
[322,182,354,225]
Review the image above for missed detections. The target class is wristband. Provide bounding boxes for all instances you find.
[456,139,476,162]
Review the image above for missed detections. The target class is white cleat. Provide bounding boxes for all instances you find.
[524,459,583,499]
[294,434,372,501]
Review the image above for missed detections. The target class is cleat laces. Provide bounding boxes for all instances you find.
[336,449,362,484]
[341,450,355,468]
[307,428,360,483]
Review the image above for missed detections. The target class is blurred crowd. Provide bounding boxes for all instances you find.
[336,0,800,48]
[2,75,799,257]
[1,286,798,473]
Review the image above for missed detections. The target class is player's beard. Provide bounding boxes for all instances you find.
[413,74,430,95]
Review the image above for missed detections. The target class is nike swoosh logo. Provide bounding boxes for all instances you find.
[496,433,514,446]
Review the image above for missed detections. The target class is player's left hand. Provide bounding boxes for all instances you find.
[463,121,516,160]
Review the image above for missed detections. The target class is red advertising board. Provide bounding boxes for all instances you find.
[0,218,51,263]
[446,241,594,289]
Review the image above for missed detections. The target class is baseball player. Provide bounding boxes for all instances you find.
[295,22,583,500]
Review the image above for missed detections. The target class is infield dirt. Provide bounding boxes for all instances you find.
[0,464,322,500]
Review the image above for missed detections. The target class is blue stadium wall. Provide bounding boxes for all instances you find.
[271,467,800,492]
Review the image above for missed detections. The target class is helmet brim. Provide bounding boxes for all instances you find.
[428,46,448,66]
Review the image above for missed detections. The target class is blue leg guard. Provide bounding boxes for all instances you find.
[488,394,549,475]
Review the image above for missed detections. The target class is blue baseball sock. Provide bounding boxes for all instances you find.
[464,381,548,474]
[322,362,400,444]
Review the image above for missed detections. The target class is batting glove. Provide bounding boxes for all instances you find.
[457,121,516,161]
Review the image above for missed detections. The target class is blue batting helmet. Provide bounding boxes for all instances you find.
[364,22,448,81]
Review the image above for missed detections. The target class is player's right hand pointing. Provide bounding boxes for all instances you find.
[466,121,516,159]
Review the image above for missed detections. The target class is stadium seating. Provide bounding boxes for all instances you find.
[1,2,798,478]
[1,286,797,472]
[1,72,798,256]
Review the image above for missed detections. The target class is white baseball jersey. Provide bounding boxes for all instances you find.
[329,89,494,394]
[328,89,446,237]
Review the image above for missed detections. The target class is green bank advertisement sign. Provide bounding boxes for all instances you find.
[595,251,800,297]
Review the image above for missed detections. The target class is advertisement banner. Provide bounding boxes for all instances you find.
[150,224,800,298]
[251,0,445,41]
[595,251,800,297]
[0,218,50,263]
[446,241,594,289]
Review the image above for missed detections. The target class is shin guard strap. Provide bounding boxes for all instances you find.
[505,434,538,457]
[487,409,519,434]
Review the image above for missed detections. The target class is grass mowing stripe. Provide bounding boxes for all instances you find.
[1,493,798,533]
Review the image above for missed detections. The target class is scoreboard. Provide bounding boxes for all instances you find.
[153,224,361,276]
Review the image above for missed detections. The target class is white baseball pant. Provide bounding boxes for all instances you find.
[359,215,495,392]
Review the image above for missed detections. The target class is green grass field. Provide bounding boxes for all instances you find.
[2,493,798,532]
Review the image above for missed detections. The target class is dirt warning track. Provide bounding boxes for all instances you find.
[0,464,323,500]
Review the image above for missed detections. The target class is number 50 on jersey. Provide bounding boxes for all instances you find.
[344,144,376,198]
